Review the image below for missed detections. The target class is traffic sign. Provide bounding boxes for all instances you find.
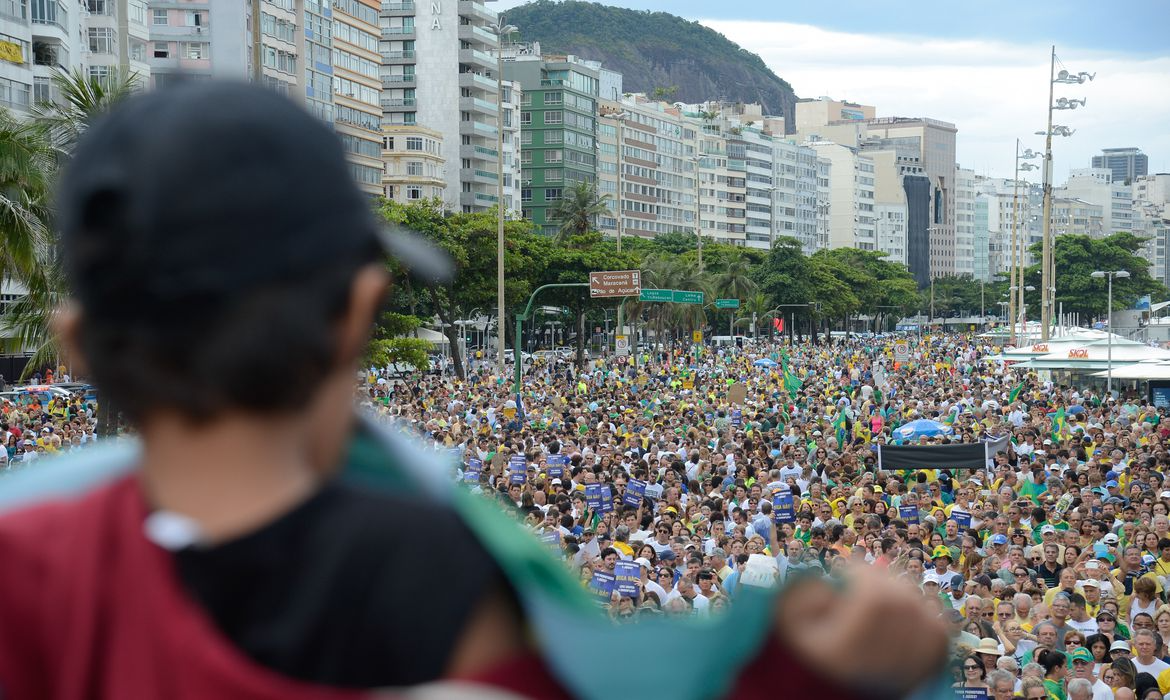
[893,341,910,362]
[639,288,672,303]
[692,330,703,343]
[715,298,740,309]
[672,290,704,304]
[589,270,641,298]
[615,335,630,356]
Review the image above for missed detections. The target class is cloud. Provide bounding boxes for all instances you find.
[699,20,1170,182]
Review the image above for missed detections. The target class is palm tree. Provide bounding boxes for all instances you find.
[714,248,757,301]
[33,68,140,157]
[0,111,53,289]
[547,179,609,244]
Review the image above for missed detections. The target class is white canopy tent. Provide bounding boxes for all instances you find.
[408,328,451,346]
[1090,361,1170,380]
[1020,338,1170,370]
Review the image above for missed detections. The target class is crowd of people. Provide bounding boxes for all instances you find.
[0,370,98,469]
[363,332,1170,699]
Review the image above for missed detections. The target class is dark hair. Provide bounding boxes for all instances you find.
[962,653,987,681]
[1037,648,1067,675]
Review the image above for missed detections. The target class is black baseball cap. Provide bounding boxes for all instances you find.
[59,80,451,317]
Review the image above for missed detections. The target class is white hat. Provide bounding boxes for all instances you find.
[634,557,652,569]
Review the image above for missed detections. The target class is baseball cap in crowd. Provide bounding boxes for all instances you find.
[1069,647,1093,664]
[1040,524,1056,535]
[989,534,1008,546]
[634,557,652,570]
[1103,533,1120,545]
[1106,471,1120,481]
[1106,480,1120,489]
[1110,640,1132,653]
[59,81,453,322]
[1143,554,1157,567]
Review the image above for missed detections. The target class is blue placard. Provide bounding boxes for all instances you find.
[546,454,566,479]
[772,492,795,524]
[589,571,615,600]
[509,457,527,484]
[955,690,989,700]
[585,484,603,511]
[464,458,482,483]
[540,531,561,549]
[614,560,641,598]
[624,479,647,508]
[599,485,614,513]
[899,505,920,524]
[950,510,972,529]
[731,409,742,427]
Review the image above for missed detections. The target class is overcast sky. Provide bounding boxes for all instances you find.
[495,0,1170,183]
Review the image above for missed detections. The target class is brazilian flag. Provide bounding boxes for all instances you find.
[1008,381,1026,404]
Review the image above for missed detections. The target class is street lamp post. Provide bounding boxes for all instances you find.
[688,155,703,270]
[1091,269,1129,397]
[1009,140,1039,345]
[489,19,518,374]
[1039,46,1093,340]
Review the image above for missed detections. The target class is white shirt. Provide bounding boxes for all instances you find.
[1133,657,1170,676]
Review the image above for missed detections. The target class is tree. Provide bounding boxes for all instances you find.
[33,68,140,157]
[0,112,52,294]
[547,179,609,244]
[1023,233,1167,320]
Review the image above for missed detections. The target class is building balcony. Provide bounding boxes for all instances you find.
[381,1,415,14]
[380,96,417,109]
[381,50,415,63]
[381,26,416,39]
[460,191,499,208]
[149,24,210,39]
[461,167,499,184]
[457,23,497,47]
[458,47,495,71]
[458,71,496,93]
[457,0,497,23]
[381,74,416,88]
[461,144,498,163]
[459,94,496,116]
[459,119,498,138]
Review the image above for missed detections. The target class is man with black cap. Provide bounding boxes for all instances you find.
[0,82,948,699]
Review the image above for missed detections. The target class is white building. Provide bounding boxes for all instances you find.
[771,138,820,254]
[954,166,976,276]
[1057,167,1133,237]
[807,140,876,251]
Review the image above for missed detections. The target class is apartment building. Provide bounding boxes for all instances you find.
[771,138,819,254]
[0,0,155,110]
[381,123,445,204]
[954,167,976,277]
[332,0,383,195]
[974,176,1043,280]
[1051,197,1104,237]
[506,52,598,235]
[1092,147,1148,184]
[595,93,696,241]
[807,140,876,252]
[380,0,506,212]
[1058,167,1133,237]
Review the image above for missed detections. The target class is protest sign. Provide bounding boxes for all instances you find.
[589,571,615,601]
[546,454,566,479]
[614,561,640,598]
[950,510,972,529]
[898,505,920,525]
[585,484,603,511]
[508,455,527,485]
[623,479,647,508]
[772,492,795,524]
[464,458,482,483]
[599,485,614,513]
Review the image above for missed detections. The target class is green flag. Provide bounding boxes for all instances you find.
[1008,381,1026,404]
[1051,407,1067,442]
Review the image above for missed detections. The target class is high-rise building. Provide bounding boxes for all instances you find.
[380,0,508,212]
[975,176,1042,281]
[954,167,976,277]
[1051,197,1104,238]
[82,0,151,90]
[331,0,383,195]
[973,196,989,282]
[795,96,875,129]
[505,52,599,235]
[807,140,876,252]
[771,138,820,254]
[1057,167,1133,237]
[381,124,445,204]
[595,94,696,241]
[1092,147,1148,184]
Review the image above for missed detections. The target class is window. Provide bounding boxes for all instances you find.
[88,27,115,54]
[152,7,167,25]
[521,131,533,145]
[544,150,562,163]
[128,0,144,24]
[87,65,110,87]
[545,188,563,201]
[153,41,169,58]
[33,76,49,104]
[520,111,531,125]
[406,161,423,176]
[183,42,206,60]
[544,91,562,104]
[87,0,110,15]
[184,10,203,26]
[0,0,27,20]
[521,188,531,202]
[406,186,423,200]
[0,76,30,109]
[405,137,423,151]
[520,151,532,165]
[544,110,562,124]
[545,169,562,182]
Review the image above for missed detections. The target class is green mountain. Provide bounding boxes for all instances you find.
[502,1,798,128]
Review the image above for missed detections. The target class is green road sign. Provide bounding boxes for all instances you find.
[673,290,705,304]
[715,298,740,309]
[639,289,673,303]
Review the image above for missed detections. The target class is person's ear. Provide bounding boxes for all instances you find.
[336,263,390,366]
[51,303,88,378]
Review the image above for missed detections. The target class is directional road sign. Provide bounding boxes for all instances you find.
[672,290,704,304]
[715,298,740,309]
[639,289,672,303]
[589,270,641,298]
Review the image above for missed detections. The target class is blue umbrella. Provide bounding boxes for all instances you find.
[894,419,953,441]
[1066,405,1086,415]
[752,358,778,368]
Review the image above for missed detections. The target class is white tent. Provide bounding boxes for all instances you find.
[1021,338,1170,370]
[999,333,1119,359]
[406,328,450,346]
[1090,361,1170,380]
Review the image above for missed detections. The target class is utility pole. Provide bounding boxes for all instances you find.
[1040,45,1056,340]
